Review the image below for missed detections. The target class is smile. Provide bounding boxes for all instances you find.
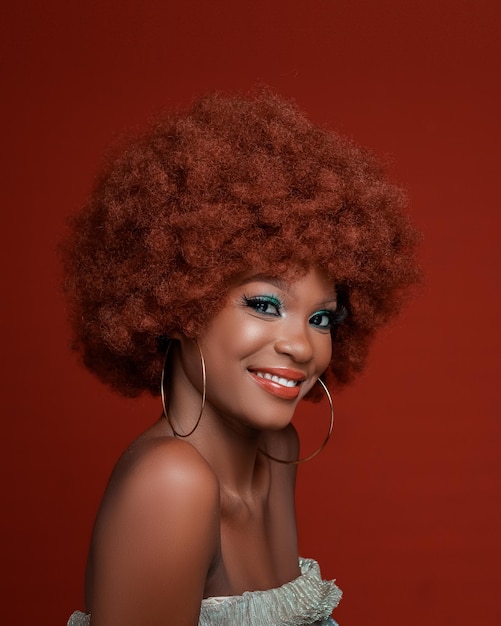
[248,368,305,400]
[255,372,300,388]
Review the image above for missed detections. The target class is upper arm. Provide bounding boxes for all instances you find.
[87,440,219,626]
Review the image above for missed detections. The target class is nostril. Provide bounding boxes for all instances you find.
[274,335,315,363]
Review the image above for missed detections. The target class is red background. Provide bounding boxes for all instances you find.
[1,1,500,624]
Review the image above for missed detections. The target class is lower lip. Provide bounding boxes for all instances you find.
[249,372,301,400]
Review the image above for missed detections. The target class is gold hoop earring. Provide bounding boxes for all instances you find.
[160,338,206,438]
[259,378,334,464]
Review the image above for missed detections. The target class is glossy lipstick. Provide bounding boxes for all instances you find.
[248,367,305,400]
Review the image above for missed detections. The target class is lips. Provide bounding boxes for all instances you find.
[248,367,305,400]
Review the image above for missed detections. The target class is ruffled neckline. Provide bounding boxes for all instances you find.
[199,557,341,625]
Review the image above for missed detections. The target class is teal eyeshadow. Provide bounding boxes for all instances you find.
[260,295,282,306]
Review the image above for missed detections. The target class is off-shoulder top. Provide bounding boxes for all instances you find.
[67,557,342,626]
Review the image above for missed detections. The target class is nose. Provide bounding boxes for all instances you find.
[274,321,315,363]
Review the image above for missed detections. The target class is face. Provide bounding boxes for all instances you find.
[176,267,340,434]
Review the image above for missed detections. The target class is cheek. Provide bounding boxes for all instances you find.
[199,316,258,369]
[234,320,273,348]
[213,316,270,355]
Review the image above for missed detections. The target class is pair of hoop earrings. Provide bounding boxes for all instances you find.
[160,339,334,464]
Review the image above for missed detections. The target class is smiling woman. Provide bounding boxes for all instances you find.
[170,269,335,438]
[62,89,420,626]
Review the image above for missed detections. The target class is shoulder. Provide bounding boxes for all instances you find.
[116,436,218,495]
[97,436,220,542]
[87,437,220,624]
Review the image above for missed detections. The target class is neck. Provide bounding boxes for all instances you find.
[197,415,269,497]
[166,365,269,496]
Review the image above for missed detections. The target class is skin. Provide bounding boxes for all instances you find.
[85,267,337,626]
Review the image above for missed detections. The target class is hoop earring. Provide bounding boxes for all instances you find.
[259,378,334,465]
[160,338,206,438]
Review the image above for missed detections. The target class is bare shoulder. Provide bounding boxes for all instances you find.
[111,435,219,500]
[94,435,220,548]
[88,437,219,626]
[96,436,220,528]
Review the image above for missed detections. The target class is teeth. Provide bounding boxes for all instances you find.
[255,372,299,387]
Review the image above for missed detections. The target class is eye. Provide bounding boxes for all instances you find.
[309,306,347,330]
[309,311,334,329]
[243,295,282,317]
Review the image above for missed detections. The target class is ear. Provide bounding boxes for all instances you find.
[158,333,183,354]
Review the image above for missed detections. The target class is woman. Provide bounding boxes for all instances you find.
[63,89,420,625]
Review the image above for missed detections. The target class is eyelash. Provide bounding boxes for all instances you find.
[243,295,282,316]
[242,295,347,330]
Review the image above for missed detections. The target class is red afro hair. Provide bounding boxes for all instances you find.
[62,89,421,397]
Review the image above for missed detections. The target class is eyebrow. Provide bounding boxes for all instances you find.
[242,273,289,290]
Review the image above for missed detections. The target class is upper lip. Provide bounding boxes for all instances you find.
[247,367,306,382]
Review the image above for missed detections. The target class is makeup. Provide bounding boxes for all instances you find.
[247,367,304,400]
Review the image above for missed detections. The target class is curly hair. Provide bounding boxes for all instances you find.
[62,89,421,397]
